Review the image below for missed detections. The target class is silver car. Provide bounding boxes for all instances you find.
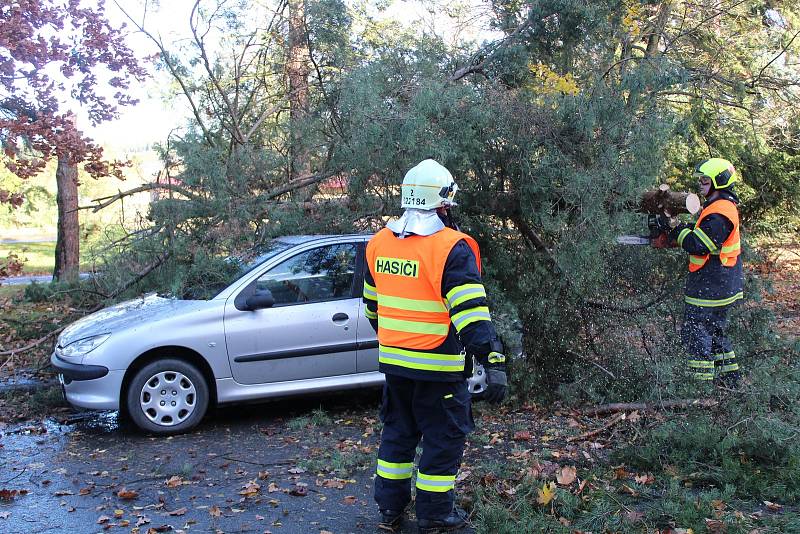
[51,235,486,434]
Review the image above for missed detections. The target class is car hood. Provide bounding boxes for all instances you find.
[59,294,206,347]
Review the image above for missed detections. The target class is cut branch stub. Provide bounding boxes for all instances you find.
[638,185,700,216]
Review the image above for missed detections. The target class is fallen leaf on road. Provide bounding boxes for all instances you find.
[97,515,111,524]
[114,509,124,518]
[288,485,308,497]
[0,489,19,501]
[79,487,93,496]
[343,495,357,504]
[168,507,187,516]
[0,511,10,519]
[257,471,270,480]
[209,505,222,518]
[135,516,151,527]
[165,476,184,488]
[117,488,139,499]
[239,480,260,497]
[316,478,346,489]
[54,490,74,496]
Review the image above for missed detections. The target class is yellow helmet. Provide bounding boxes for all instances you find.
[693,158,738,189]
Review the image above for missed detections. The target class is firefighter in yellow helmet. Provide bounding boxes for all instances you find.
[362,159,507,532]
[656,158,743,386]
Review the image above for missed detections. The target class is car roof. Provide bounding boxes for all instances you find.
[275,234,372,245]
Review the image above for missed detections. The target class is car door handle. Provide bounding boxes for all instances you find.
[332,313,349,323]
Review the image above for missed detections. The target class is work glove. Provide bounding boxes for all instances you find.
[484,367,507,405]
[654,214,672,233]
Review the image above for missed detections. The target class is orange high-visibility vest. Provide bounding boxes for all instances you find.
[688,199,741,272]
[366,227,481,350]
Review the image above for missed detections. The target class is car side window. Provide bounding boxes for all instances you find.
[255,244,357,306]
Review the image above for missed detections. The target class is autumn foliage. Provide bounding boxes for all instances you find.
[0,0,145,205]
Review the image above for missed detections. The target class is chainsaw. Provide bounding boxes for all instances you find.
[616,185,701,248]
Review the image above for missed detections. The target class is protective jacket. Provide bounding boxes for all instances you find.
[669,190,744,307]
[363,227,499,382]
[366,223,501,521]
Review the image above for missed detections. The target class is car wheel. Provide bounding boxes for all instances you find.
[126,359,209,435]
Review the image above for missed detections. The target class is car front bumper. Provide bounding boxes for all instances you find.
[51,353,124,410]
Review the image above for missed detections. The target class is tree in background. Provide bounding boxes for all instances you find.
[287,0,311,183]
[101,0,356,295]
[0,0,145,280]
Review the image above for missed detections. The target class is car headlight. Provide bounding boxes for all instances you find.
[59,334,111,357]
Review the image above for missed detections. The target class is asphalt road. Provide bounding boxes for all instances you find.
[0,391,476,534]
[0,273,91,286]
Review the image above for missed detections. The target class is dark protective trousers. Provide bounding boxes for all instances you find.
[682,304,740,381]
[374,374,474,521]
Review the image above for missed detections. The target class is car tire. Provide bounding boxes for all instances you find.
[125,359,209,435]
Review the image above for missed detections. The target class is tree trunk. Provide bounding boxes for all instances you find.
[645,1,672,57]
[287,0,311,182]
[54,152,80,282]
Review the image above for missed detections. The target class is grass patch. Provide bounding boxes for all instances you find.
[287,415,312,431]
[299,448,373,477]
[1,241,94,275]
[472,467,800,533]
[0,385,67,420]
[1,241,56,274]
[287,407,333,430]
[0,285,24,299]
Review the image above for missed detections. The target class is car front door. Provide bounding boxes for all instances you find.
[224,242,359,385]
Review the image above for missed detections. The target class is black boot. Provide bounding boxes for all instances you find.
[379,509,404,530]
[417,507,467,533]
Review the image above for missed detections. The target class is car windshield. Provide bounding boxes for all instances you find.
[223,239,292,289]
[177,240,295,301]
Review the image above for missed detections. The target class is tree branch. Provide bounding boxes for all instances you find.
[580,398,718,416]
[265,171,335,199]
[111,0,216,148]
[74,183,199,213]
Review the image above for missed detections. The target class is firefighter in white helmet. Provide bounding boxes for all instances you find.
[363,159,507,531]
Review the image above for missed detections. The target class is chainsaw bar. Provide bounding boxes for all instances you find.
[615,235,651,246]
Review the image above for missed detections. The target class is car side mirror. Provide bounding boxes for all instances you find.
[245,288,275,310]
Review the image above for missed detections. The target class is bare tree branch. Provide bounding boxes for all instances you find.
[112,0,216,147]
[75,183,199,213]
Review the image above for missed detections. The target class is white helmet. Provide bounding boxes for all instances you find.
[400,159,459,210]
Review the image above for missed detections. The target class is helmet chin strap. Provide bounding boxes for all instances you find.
[438,207,460,230]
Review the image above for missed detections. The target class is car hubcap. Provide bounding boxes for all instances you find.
[139,371,197,426]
